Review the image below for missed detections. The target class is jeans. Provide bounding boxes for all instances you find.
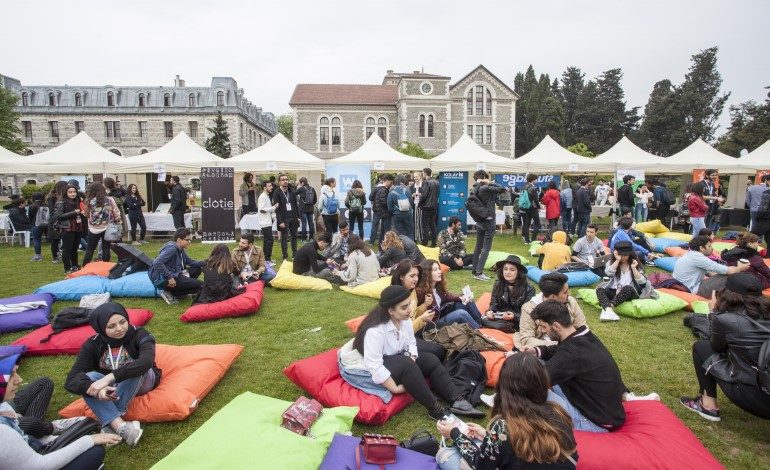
[436,440,482,470]
[548,385,608,433]
[279,218,298,259]
[440,255,474,270]
[60,231,80,271]
[520,208,540,242]
[165,265,203,297]
[31,225,42,255]
[128,211,146,242]
[348,211,364,238]
[392,212,414,240]
[471,219,495,275]
[261,226,274,261]
[573,212,591,238]
[370,213,391,245]
[50,237,60,259]
[83,371,151,426]
[299,211,315,239]
[635,203,648,222]
[750,220,770,258]
[561,207,573,233]
[547,218,559,230]
[322,214,339,234]
[691,216,706,235]
[171,210,185,229]
[436,302,482,329]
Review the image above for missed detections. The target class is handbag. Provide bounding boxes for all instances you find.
[357,434,398,470]
[40,417,99,454]
[281,396,323,436]
[400,429,439,456]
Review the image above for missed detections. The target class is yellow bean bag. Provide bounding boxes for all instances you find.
[657,231,692,242]
[641,232,657,239]
[269,261,333,291]
[418,245,440,261]
[636,220,667,234]
[339,276,391,299]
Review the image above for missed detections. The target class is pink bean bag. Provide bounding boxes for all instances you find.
[180,281,264,323]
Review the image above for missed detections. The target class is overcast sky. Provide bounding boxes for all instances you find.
[3,0,768,136]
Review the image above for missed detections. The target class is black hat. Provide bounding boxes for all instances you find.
[614,241,634,256]
[725,273,763,297]
[67,179,80,189]
[493,255,527,273]
[379,285,412,308]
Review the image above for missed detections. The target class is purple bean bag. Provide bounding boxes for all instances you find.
[0,293,54,334]
[0,345,27,357]
[319,434,439,470]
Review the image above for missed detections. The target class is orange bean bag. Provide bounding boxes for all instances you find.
[478,328,515,388]
[475,293,491,314]
[345,315,366,333]
[59,343,243,422]
[657,288,707,311]
[440,263,450,274]
[65,261,117,279]
[664,246,687,257]
[765,288,770,298]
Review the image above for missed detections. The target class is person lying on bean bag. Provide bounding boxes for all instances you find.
[193,244,245,305]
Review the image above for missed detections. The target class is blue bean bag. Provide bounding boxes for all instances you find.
[320,434,438,469]
[35,277,110,301]
[0,293,54,334]
[526,266,600,287]
[650,238,685,253]
[654,256,679,273]
[107,272,157,298]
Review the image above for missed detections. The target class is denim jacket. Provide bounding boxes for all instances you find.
[337,339,392,403]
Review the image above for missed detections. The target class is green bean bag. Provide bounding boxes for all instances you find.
[152,392,357,469]
[528,241,543,256]
[577,289,688,319]
[484,251,525,270]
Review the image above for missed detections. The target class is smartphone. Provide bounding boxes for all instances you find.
[106,390,118,400]
[442,414,469,435]
[494,312,505,319]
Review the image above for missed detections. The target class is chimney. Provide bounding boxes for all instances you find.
[174,75,185,87]
[386,69,393,74]
[413,70,420,74]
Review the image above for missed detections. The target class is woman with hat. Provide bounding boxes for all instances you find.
[416,259,483,329]
[595,240,657,322]
[65,302,162,446]
[481,255,535,333]
[681,273,770,421]
[342,285,484,419]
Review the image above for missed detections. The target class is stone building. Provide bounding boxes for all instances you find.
[289,65,518,159]
[2,74,276,157]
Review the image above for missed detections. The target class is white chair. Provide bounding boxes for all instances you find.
[8,218,31,248]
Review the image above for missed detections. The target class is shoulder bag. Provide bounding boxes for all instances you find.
[281,396,323,436]
[104,198,123,242]
[356,433,398,470]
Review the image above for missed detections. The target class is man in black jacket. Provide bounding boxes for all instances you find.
[572,178,592,237]
[292,232,333,278]
[418,167,439,247]
[169,176,188,229]
[274,174,300,260]
[520,173,541,244]
[470,170,505,281]
[296,177,317,240]
[369,173,393,245]
[617,174,636,217]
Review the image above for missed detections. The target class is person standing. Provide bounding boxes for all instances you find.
[470,170,506,281]
[412,170,424,244]
[560,180,574,235]
[572,178,592,238]
[274,174,299,260]
[27,192,45,261]
[318,177,340,234]
[53,185,83,273]
[750,175,770,258]
[388,174,415,240]
[617,175,636,217]
[125,184,147,245]
[418,168,439,247]
[239,172,258,216]
[746,175,770,230]
[103,177,127,237]
[45,181,68,264]
[519,173,541,244]
[595,180,611,206]
[168,176,188,230]
[688,183,709,236]
[81,182,122,266]
[369,174,393,245]
[700,169,723,231]
[296,177,317,240]
[634,184,654,223]
[541,180,562,230]
[652,180,673,226]
[344,179,366,239]
[257,180,278,262]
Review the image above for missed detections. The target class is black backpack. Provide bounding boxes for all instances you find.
[444,350,487,406]
[744,315,770,396]
[465,194,489,223]
[40,307,92,343]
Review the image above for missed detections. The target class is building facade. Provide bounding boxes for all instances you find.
[2,75,276,156]
[289,65,518,159]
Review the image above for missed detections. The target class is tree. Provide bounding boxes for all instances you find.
[566,142,594,157]
[533,96,566,145]
[637,79,685,156]
[678,47,730,143]
[399,141,432,159]
[0,87,27,155]
[559,67,585,146]
[277,114,293,141]
[716,88,770,156]
[205,111,232,158]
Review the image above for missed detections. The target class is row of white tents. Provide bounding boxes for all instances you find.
[0,130,768,175]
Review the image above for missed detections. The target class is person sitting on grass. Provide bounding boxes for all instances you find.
[341,284,484,420]
[609,217,656,264]
[681,273,770,422]
[536,230,573,271]
[193,244,245,305]
[437,216,473,270]
[416,259,483,329]
[292,231,333,279]
[517,273,587,348]
[400,233,426,263]
[324,221,351,265]
[595,241,657,322]
[571,223,608,276]
[720,232,770,289]
[148,228,205,305]
[377,231,409,272]
[436,353,578,470]
[330,234,380,287]
[481,255,535,333]
[672,235,748,296]
[231,232,273,285]
[65,302,161,446]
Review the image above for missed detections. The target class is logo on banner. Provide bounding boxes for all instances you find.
[495,174,559,189]
[200,166,235,243]
[339,174,357,192]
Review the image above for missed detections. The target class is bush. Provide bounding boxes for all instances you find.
[20,184,39,199]
[40,181,55,196]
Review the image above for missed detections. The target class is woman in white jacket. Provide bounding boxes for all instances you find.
[332,234,380,287]
[257,181,278,262]
[317,178,339,234]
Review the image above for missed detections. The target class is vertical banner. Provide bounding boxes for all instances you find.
[201,166,235,243]
[325,163,372,237]
[438,171,469,232]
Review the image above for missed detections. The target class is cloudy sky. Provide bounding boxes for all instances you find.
[3,0,768,134]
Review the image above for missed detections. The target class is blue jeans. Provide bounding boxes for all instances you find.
[370,213,391,245]
[31,225,42,255]
[635,203,648,223]
[561,207,573,233]
[472,219,495,275]
[437,302,482,329]
[691,216,706,235]
[299,211,315,239]
[436,438,482,469]
[83,371,151,426]
[548,385,608,433]
[573,212,591,238]
[391,212,414,240]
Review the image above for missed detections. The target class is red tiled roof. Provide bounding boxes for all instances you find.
[290,84,397,106]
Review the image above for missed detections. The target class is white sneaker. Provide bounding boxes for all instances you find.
[626,392,661,402]
[599,307,620,321]
[480,393,495,407]
[51,416,86,434]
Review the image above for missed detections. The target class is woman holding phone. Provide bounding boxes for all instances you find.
[416,259,483,329]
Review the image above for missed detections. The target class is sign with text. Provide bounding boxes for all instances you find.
[326,163,373,237]
[438,171,469,232]
[200,166,235,243]
[494,174,560,189]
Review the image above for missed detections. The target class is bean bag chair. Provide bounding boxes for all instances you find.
[107,272,157,297]
[635,219,667,234]
[711,241,735,253]
[475,292,492,313]
[65,261,116,279]
[0,345,25,360]
[440,263,450,274]
[484,251,524,271]
[151,392,356,470]
[345,315,365,333]
[339,276,391,299]
[320,434,438,470]
[574,401,722,470]
[650,238,685,253]
[691,301,710,314]
[526,266,601,287]
[654,256,679,272]
[35,276,110,301]
[269,261,333,291]
[657,288,707,311]
[180,281,264,323]
[283,348,413,425]
[12,309,154,356]
[657,231,692,242]
[60,343,243,422]
[528,241,543,256]
[0,293,54,334]
[640,232,657,239]
[664,246,687,257]
[418,245,440,261]
[578,289,688,318]
[478,328,515,388]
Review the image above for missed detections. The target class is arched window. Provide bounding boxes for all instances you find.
[21,92,29,106]
[138,93,145,107]
[377,117,387,142]
[48,93,56,106]
[331,117,341,145]
[108,148,122,156]
[475,85,484,115]
[107,91,115,107]
[366,117,375,139]
[486,89,492,116]
[188,93,196,107]
[25,149,34,156]
[163,93,171,107]
[75,93,82,106]
[427,115,434,137]
[419,114,425,137]
[467,90,473,115]
[139,148,148,154]
[319,117,329,147]
[331,117,341,125]
[216,91,224,106]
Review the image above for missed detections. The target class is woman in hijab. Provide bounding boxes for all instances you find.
[65,302,161,446]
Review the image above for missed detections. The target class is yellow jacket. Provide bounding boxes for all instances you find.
[536,231,572,271]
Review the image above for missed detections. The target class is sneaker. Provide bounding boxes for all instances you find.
[30,255,43,261]
[159,290,179,305]
[139,240,149,245]
[625,392,661,402]
[600,307,620,321]
[645,260,656,266]
[472,273,491,281]
[480,393,495,407]
[680,396,721,422]
[117,422,143,446]
[51,258,60,264]
[132,241,142,246]
[449,398,485,418]
[51,416,87,434]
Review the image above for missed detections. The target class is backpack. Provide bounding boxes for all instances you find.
[348,191,363,213]
[444,350,487,406]
[660,189,675,207]
[35,205,50,228]
[758,190,770,215]
[422,323,507,354]
[465,194,489,223]
[396,189,411,212]
[302,187,315,206]
[324,190,339,213]
[518,186,532,210]
[40,307,92,343]
[743,315,770,395]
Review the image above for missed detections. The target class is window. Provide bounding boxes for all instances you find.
[419,114,425,137]
[189,121,198,138]
[107,91,115,106]
[475,125,483,144]
[138,121,147,141]
[467,85,492,115]
[485,125,492,144]
[475,85,483,115]
[319,117,330,147]
[216,91,224,106]
[366,117,375,139]
[163,93,171,107]
[138,93,145,107]
[377,117,387,142]
[75,121,85,133]
[486,89,492,116]
[105,121,120,141]
[48,93,56,106]
[428,115,434,137]
[21,92,29,106]
[332,127,341,145]
[49,121,59,141]
[188,93,196,107]
[75,93,82,106]
[109,149,122,156]
[22,121,32,141]
[467,90,473,115]
[239,122,244,142]
[331,117,341,125]
[25,149,34,156]
[164,121,173,138]
[467,125,473,138]
[139,149,148,154]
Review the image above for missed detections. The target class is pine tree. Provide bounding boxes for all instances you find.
[637,79,685,156]
[205,111,232,158]
[0,87,27,155]
[559,67,585,146]
[514,66,540,156]
[593,68,639,153]
[573,80,601,152]
[716,89,770,156]
[678,46,730,143]
[533,96,566,145]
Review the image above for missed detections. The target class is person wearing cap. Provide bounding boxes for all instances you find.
[681,273,770,421]
[65,302,162,446]
[672,236,749,296]
[517,272,587,348]
[481,255,535,333]
[341,285,484,420]
[535,230,573,271]
[595,240,658,321]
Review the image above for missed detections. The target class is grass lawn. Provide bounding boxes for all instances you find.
[0,233,768,469]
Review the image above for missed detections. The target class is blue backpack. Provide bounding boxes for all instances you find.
[324,191,339,213]
[396,188,411,212]
[518,187,532,210]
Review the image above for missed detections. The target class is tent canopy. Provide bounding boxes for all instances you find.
[0,145,23,173]
[227,133,324,171]
[429,134,517,172]
[739,140,770,170]
[662,139,751,173]
[112,132,223,173]
[515,135,611,172]
[6,132,126,174]
[593,136,667,170]
[327,134,427,170]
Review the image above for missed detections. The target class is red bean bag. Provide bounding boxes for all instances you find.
[180,281,264,323]
[11,309,154,356]
[345,315,366,333]
[664,246,687,257]
[657,288,707,311]
[478,328,514,388]
[65,261,116,279]
[575,401,722,469]
[283,348,413,425]
[59,344,243,422]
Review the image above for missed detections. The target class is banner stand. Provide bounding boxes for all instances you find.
[200,166,236,244]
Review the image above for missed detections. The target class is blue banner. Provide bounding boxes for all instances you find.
[325,164,373,237]
[438,171,469,232]
[494,173,560,189]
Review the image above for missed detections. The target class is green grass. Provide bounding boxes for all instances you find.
[1,234,768,469]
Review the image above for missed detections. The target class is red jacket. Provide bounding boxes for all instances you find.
[541,189,562,220]
[688,195,708,218]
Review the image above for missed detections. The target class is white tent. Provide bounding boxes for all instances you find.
[5,132,126,174]
[227,133,324,171]
[429,134,518,172]
[593,136,667,171]
[0,145,24,173]
[112,132,223,173]
[327,134,427,170]
[662,139,752,173]
[739,140,770,170]
[515,135,610,172]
